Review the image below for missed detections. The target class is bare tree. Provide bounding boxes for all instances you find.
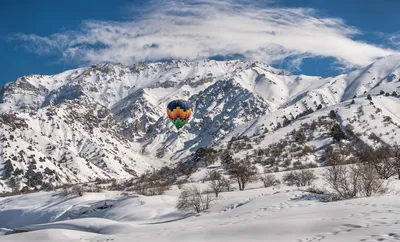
[323,164,359,199]
[8,177,19,193]
[207,171,230,197]
[132,169,173,196]
[324,147,347,166]
[2,160,14,179]
[357,162,388,197]
[323,159,387,200]
[224,181,233,192]
[372,146,396,180]
[228,159,257,191]
[393,144,400,179]
[176,186,215,213]
[60,184,84,197]
[352,145,396,180]
[282,170,316,187]
[220,150,233,169]
[352,144,374,163]
[59,185,70,196]
[259,174,280,187]
[72,185,84,196]
[133,178,148,195]
[300,170,317,186]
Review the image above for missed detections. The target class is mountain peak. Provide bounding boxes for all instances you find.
[1,57,400,192]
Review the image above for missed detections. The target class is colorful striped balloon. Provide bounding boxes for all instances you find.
[166,100,193,130]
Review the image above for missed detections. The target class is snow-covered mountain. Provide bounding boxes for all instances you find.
[1,55,400,192]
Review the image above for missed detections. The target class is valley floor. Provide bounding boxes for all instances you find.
[1,180,400,242]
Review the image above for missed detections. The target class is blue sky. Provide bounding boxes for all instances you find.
[0,0,399,86]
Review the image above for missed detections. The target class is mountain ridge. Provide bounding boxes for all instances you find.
[1,55,400,192]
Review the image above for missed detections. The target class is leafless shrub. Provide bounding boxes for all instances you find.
[281,159,291,168]
[207,171,231,197]
[357,106,364,116]
[357,162,388,197]
[85,184,102,193]
[224,180,234,192]
[228,159,257,191]
[60,184,86,197]
[108,179,125,191]
[292,161,302,169]
[293,129,307,144]
[94,178,112,185]
[131,169,174,196]
[344,124,355,137]
[259,174,281,187]
[282,170,316,187]
[176,179,187,190]
[383,116,392,123]
[372,146,396,180]
[72,185,85,196]
[59,184,73,196]
[324,147,348,166]
[323,163,359,199]
[294,162,318,170]
[353,145,396,180]
[176,186,215,213]
[304,185,326,195]
[368,132,381,143]
[133,179,171,196]
[323,161,388,200]
[194,147,219,166]
[393,144,400,179]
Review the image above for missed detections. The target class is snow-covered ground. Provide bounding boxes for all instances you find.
[2,174,400,242]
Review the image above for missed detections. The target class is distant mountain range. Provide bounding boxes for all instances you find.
[1,55,400,192]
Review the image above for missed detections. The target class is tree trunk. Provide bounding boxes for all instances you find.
[239,180,244,191]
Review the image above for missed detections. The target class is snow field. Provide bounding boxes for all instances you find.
[2,168,400,242]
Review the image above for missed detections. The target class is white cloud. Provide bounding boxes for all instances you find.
[388,32,400,48]
[9,0,396,70]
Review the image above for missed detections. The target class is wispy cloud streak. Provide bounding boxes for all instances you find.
[9,0,396,69]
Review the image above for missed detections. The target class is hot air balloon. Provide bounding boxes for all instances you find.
[166,99,193,130]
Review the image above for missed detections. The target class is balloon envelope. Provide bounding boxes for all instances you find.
[166,100,193,130]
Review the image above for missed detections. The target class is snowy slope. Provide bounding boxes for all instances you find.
[216,94,400,172]
[2,176,400,242]
[341,54,400,100]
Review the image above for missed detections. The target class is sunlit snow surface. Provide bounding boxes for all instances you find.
[2,172,400,242]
